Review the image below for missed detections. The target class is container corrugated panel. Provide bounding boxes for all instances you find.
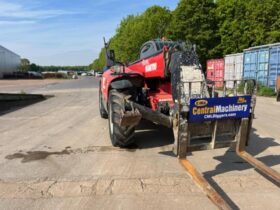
[243,48,269,85]
[206,59,224,87]
[243,43,280,89]
[224,53,243,88]
[268,45,280,89]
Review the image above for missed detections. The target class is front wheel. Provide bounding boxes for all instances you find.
[99,86,108,119]
[108,90,135,147]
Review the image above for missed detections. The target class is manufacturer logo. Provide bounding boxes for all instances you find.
[145,63,157,72]
[195,100,208,107]
[237,97,247,104]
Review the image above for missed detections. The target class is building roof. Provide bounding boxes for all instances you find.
[0,45,20,57]
[225,52,243,57]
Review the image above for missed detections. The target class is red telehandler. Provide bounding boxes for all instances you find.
[99,38,280,209]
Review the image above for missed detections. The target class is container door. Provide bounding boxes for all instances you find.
[207,60,215,81]
[224,56,233,88]
[214,59,224,88]
[269,46,280,89]
[257,49,269,86]
[243,52,256,79]
[235,54,243,80]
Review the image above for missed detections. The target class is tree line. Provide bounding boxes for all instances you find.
[20,58,89,72]
[90,0,280,71]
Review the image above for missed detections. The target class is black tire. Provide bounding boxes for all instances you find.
[108,90,135,147]
[99,86,108,119]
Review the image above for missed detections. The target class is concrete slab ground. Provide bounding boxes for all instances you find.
[0,77,279,210]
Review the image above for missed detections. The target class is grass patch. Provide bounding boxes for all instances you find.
[237,81,276,97]
[257,86,276,97]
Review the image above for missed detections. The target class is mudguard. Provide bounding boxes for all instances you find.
[110,79,133,90]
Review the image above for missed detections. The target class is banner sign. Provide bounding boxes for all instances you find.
[189,96,251,123]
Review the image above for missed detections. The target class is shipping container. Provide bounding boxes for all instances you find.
[224,53,243,88]
[206,59,224,87]
[243,43,280,89]
[0,45,21,78]
[268,45,280,88]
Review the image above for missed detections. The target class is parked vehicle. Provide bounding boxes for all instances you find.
[98,38,279,208]
[28,71,43,79]
[99,39,257,152]
[95,72,103,77]
[72,74,78,79]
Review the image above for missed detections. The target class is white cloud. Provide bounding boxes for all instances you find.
[0,20,36,25]
[0,0,178,65]
[0,1,77,19]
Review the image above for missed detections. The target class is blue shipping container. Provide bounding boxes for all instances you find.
[243,43,280,89]
[268,46,280,88]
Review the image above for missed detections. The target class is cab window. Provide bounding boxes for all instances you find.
[140,43,155,59]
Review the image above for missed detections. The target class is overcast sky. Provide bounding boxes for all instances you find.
[0,0,178,66]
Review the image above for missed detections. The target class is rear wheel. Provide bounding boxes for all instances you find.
[108,89,135,147]
[99,86,108,119]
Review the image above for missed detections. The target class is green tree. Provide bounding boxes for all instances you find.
[29,63,40,72]
[20,58,30,72]
[90,0,280,71]
[215,0,280,55]
[91,5,172,68]
[111,6,172,63]
[167,0,219,69]
[246,0,280,45]
[90,48,106,71]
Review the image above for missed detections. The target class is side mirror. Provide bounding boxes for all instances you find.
[109,50,115,61]
[106,49,115,68]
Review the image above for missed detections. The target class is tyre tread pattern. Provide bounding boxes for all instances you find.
[109,90,135,146]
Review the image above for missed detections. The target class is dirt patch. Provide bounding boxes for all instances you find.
[5,148,71,163]
[5,146,139,163]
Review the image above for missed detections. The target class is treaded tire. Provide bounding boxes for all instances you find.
[99,85,108,119]
[108,89,135,147]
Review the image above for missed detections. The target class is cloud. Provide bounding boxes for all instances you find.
[0,0,178,65]
[0,20,36,25]
[0,1,77,19]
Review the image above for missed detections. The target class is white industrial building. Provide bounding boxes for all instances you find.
[0,45,21,78]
